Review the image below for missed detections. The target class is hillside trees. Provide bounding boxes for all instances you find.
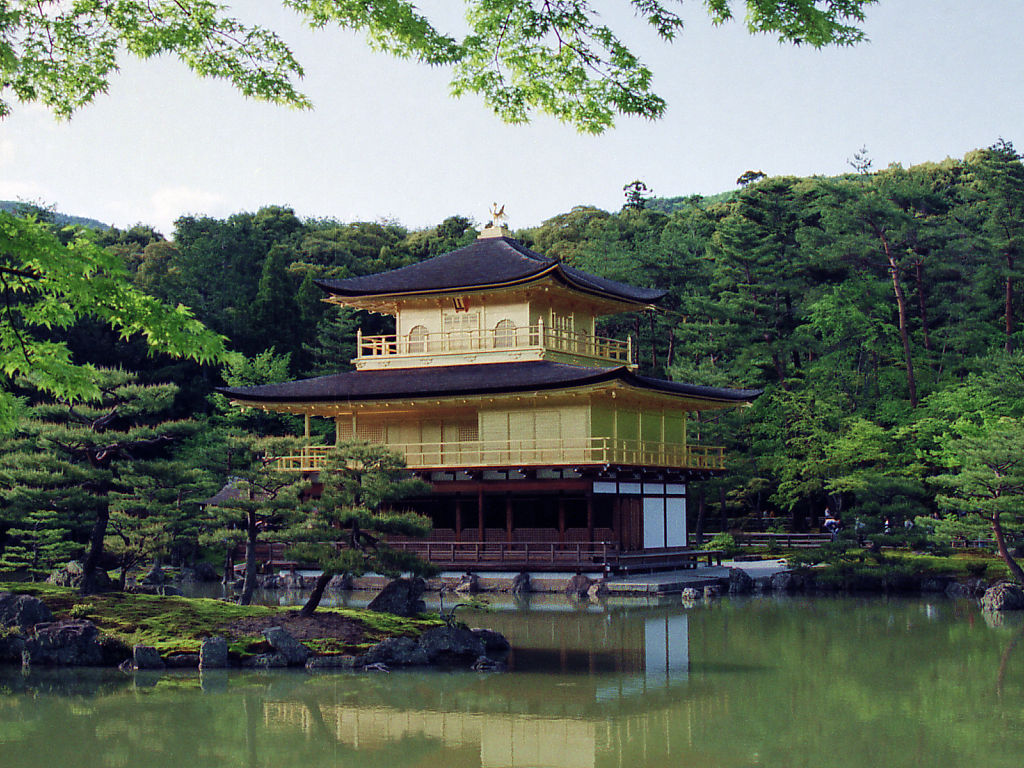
[0,213,227,431]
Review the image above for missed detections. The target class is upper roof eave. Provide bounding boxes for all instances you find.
[215,361,762,407]
[314,237,666,306]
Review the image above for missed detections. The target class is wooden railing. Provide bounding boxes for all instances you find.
[274,438,726,472]
[238,540,724,574]
[729,532,833,548]
[356,321,633,366]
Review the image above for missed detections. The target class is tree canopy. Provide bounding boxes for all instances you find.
[2,1,875,132]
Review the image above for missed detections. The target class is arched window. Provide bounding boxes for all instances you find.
[493,319,516,348]
[408,325,428,354]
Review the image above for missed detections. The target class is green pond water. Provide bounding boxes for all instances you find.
[1,595,1022,768]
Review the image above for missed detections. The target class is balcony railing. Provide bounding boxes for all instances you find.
[356,321,633,366]
[274,438,725,472]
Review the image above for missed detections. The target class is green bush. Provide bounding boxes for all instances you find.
[703,533,740,558]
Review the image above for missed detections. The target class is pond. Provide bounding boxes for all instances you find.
[1,595,1022,767]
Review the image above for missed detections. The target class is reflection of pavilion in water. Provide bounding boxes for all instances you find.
[263,611,696,768]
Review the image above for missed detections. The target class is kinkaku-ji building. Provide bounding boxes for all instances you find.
[218,216,760,573]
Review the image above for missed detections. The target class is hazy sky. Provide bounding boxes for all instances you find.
[1,1,1022,236]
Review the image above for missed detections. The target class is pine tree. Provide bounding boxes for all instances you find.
[199,433,311,605]
[285,442,434,616]
[0,508,77,580]
[0,369,199,594]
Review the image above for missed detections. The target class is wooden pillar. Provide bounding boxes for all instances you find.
[477,485,485,542]
[586,490,594,541]
[455,496,463,542]
[557,495,566,544]
[505,493,514,544]
[612,496,622,547]
[303,413,310,439]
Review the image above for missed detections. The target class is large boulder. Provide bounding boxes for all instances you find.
[454,572,479,594]
[770,571,803,593]
[510,571,531,595]
[471,628,511,654]
[199,636,229,669]
[0,592,54,631]
[565,573,593,599]
[727,568,755,595]
[47,561,112,591]
[0,632,26,663]
[981,581,1024,612]
[263,627,310,665]
[363,636,430,667]
[141,563,168,585]
[132,645,165,670]
[417,627,485,665]
[946,579,986,599]
[24,620,105,666]
[367,577,427,617]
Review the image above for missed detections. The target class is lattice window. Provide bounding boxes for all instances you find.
[355,421,385,444]
[458,421,479,441]
[443,310,480,350]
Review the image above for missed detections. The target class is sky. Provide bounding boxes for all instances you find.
[1,1,1022,237]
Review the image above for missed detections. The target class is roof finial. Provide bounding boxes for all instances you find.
[479,203,511,239]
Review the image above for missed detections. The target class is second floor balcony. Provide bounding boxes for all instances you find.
[274,437,725,473]
[354,321,634,370]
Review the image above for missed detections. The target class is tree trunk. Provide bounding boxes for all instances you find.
[880,230,918,407]
[719,486,728,533]
[80,505,109,596]
[1006,255,1015,354]
[992,511,1024,584]
[239,516,259,605]
[301,572,333,616]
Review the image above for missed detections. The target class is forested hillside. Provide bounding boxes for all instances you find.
[3,142,1023,577]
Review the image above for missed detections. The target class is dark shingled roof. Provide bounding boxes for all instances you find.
[216,361,761,404]
[315,236,666,304]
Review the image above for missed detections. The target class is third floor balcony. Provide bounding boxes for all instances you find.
[354,320,634,370]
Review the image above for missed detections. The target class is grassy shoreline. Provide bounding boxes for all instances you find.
[1,582,443,658]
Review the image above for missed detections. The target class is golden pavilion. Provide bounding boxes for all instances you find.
[218,220,759,572]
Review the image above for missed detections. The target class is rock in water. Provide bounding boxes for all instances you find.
[727,568,755,595]
[587,580,609,600]
[133,645,165,670]
[0,592,54,631]
[367,577,427,617]
[418,627,486,665]
[511,571,531,595]
[364,636,430,667]
[681,588,701,601]
[199,636,229,669]
[24,620,104,666]
[454,572,479,594]
[263,626,310,665]
[565,574,593,599]
[981,581,1024,612]
[471,628,511,654]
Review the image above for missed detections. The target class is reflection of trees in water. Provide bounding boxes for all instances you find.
[3,600,1024,768]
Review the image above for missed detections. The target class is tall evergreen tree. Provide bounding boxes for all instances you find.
[0,369,199,593]
[285,442,434,616]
